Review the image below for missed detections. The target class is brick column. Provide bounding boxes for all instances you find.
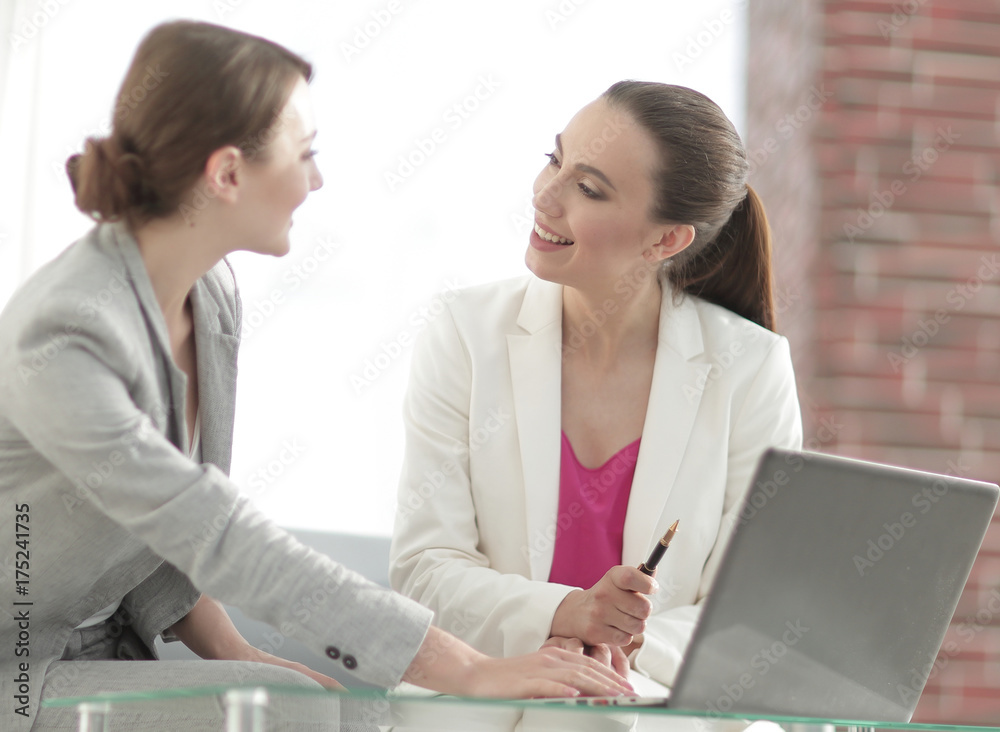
[779,0,1000,723]
[747,0,826,442]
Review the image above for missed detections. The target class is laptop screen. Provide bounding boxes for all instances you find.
[669,448,998,722]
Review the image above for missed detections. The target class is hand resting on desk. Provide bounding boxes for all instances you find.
[542,636,630,679]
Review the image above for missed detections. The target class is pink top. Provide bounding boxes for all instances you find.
[548,431,641,590]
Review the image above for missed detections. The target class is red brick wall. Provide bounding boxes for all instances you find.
[752,0,1000,724]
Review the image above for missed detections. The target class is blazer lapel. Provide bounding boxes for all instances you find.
[109,224,188,449]
[110,225,238,471]
[189,276,239,474]
[507,278,564,581]
[621,288,710,565]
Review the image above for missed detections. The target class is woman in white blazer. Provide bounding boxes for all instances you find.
[0,22,630,732]
[390,81,804,690]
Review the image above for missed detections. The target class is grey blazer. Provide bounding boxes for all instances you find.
[0,223,431,730]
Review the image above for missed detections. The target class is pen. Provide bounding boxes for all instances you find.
[638,520,679,576]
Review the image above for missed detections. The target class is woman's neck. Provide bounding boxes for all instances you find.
[561,275,662,364]
[133,217,225,333]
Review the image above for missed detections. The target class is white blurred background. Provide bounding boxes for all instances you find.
[0,0,747,536]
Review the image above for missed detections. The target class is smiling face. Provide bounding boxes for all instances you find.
[526,98,681,293]
[234,76,324,256]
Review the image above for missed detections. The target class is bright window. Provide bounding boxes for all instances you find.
[0,0,748,535]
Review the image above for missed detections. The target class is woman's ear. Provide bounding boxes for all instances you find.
[646,224,695,263]
[202,146,243,204]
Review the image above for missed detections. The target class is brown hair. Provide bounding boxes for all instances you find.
[602,81,776,331]
[67,20,312,229]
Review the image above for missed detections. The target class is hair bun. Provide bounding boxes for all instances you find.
[65,153,83,195]
[115,150,158,208]
[66,137,153,223]
[114,150,145,187]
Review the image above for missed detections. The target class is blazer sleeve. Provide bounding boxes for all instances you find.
[389,306,574,657]
[632,336,803,686]
[0,294,432,688]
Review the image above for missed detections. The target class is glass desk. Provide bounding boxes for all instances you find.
[41,685,1000,732]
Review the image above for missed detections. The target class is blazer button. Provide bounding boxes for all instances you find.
[325,646,341,660]
[343,655,357,670]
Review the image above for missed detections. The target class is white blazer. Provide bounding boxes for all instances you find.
[389,275,803,686]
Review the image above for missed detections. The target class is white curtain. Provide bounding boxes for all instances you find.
[0,0,45,301]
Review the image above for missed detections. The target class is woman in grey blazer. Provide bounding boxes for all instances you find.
[0,20,630,732]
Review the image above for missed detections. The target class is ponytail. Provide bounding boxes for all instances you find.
[667,184,775,331]
[602,81,778,332]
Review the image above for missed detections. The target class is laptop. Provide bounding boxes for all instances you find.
[551,448,997,720]
[660,447,998,722]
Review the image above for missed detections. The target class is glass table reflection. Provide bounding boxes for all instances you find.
[41,684,1000,732]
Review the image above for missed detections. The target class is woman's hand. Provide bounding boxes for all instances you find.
[402,626,632,699]
[170,595,344,690]
[464,645,634,699]
[550,566,656,647]
[621,634,644,658]
[242,646,345,691]
[542,636,630,679]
